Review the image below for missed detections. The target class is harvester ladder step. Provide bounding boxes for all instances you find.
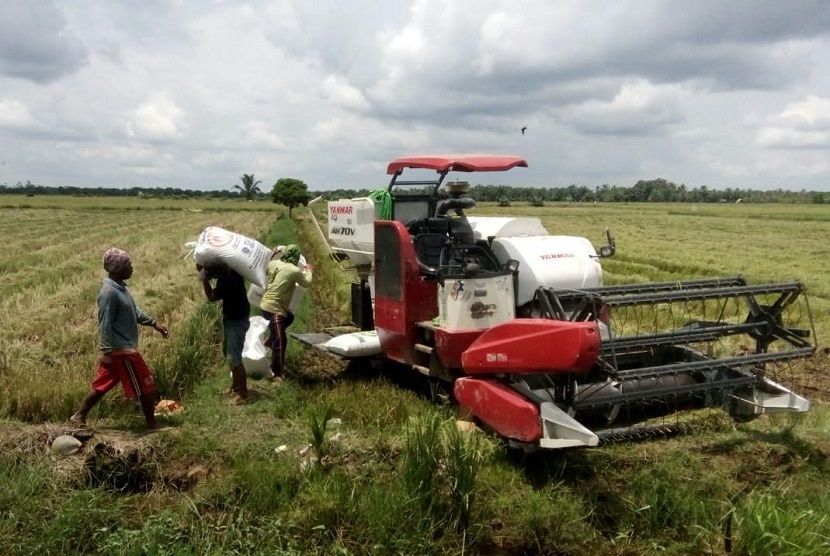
[414,343,433,355]
[412,364,430,376]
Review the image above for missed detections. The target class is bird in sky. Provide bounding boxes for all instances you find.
[521,126,527,135]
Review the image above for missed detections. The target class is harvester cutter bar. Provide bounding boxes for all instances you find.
[596,423,693,445]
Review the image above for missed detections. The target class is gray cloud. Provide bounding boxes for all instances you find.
[0,1,88,83]
[0,0,828,192]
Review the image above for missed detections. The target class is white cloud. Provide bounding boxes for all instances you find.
[779,95,830,129]
[756,95,830,149]
[125,92,185,141]
[321,75,370,111]
[0,99,45,130]
[563,81,686,135]
[242,121,286,150]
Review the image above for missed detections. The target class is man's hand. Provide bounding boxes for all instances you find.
[153,323,169,338]
[99,353,112,367]
[198,269,210,283]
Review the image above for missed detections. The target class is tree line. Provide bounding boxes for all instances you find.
[323,178,829,204]
[2,177,828,204]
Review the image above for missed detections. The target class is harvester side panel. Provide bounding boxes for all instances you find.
[461,319,600,374]
[454,377,542,443]
[374,221,438,365]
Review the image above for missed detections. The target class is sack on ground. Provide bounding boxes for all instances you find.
[193,227,272,288]
[241,316,273,379]
[323,330,382,357]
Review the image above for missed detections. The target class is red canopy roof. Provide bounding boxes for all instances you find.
[386,155,528,175]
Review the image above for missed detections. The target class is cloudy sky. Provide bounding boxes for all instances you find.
[1,1,829,192]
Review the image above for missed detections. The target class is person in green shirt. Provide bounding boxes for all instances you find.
[260,244,312,382]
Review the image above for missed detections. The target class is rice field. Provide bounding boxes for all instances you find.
[1,196,829,555]
[0,198,278,421]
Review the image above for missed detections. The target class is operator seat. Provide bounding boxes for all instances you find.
[412,233,447,275]
[407,217,451,275]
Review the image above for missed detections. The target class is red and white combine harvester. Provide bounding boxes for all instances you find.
[298,155,816,450]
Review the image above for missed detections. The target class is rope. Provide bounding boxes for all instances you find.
[368,188,393,220]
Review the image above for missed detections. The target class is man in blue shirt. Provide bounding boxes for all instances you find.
[69,248,170,431]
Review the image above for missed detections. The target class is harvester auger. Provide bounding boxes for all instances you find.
[297,155,816,450]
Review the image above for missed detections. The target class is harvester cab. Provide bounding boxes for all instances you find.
[299,155,816,451]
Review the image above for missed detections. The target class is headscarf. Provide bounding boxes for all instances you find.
[281,244,301,265]
[103,247,132,274]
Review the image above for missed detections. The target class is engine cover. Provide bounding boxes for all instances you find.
[490,235,604,306]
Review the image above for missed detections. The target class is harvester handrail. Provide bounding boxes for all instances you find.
[588,282,803,308]
[604,321,774,353]
[612,347,815,381]
[573,375,760,410]
[550,276,747,299]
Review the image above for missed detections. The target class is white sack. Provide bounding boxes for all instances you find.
[324,330,382,357]
[241,316,273,379]
[194,227,272,289]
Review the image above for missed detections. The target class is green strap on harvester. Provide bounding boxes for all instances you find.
[368,188,393,220]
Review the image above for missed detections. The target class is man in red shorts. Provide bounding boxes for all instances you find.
[69,247,170,431]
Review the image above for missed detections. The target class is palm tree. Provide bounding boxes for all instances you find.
[234,174,262,201]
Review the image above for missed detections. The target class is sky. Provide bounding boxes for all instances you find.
[1,0,829,192]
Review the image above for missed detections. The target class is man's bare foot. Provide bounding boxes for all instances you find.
[270,376,284,385]
[68,414,88,429]
[229,394,249,405]
[144,424,173,433]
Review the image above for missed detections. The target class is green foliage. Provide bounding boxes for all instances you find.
[307,404,335,462]
[400,414,495,532]
[153,302,223,399]
[233,173,262,201]
[734,490,830,555]
[271,178,312,215]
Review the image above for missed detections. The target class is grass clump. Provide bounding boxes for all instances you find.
[733,489,830,555]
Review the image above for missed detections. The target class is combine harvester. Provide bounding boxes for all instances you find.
[297,155,816,450]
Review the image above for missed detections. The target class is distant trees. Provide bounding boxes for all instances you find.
[1,178,827,205]
[234,174,262,201]
[271,177,311,216]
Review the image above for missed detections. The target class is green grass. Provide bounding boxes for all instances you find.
[1,201,829,555]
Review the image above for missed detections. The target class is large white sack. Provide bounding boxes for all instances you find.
[247,255,308,312]
[194,227,272,289]
[241,316,273,379]
[324,330,382,357]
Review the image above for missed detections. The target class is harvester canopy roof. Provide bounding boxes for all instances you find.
[386,155,528,175]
